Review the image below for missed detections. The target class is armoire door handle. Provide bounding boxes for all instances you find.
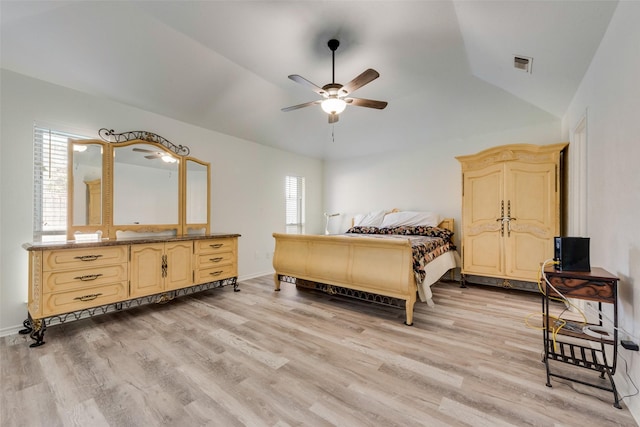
[507,217,516,236]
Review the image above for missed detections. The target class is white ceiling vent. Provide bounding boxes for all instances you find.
[514,55,533,73]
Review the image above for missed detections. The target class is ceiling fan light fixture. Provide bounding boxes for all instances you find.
[321,97,347,115]
[161,154,177,163]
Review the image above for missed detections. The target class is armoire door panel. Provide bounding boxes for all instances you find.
[506,233,554,280]
[464,165,503,225]
[464,234,504,276]
[507,162,556,228]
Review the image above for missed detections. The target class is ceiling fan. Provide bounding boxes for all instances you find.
[282,39,388,124]
[132,147,177,163]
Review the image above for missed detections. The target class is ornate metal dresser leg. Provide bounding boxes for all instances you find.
[18,318,33,335]
[20,314,46,347]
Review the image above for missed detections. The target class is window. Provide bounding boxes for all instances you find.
[33,125,89,242]
[285,175,305,233]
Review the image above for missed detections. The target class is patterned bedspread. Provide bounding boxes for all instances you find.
[345,225,456,285]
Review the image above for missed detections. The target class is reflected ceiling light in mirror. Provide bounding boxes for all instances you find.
[73,144,88,152]
[161,154,177,163]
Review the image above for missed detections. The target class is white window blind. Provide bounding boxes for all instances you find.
[285,175,305,234]
[33,126,89,242]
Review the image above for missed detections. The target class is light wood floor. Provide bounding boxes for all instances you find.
[1,276,637,427]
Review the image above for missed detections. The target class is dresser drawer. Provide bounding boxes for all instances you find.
[43,264,128,294]
[43,246,128,271]
[544,267,618,303]
[195,239,235,254]
[41,282,128,317]
[197,251,234,269]
[195,264,236,284]
[546,275,616,303]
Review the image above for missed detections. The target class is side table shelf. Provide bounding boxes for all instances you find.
[542,266,621,409]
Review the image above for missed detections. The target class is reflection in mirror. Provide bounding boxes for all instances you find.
[113,143,179,225]
[186,159,209,224]
[71,143,103,226]
[115,229,177,239]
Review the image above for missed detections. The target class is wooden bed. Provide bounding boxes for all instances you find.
[272,218,458,325]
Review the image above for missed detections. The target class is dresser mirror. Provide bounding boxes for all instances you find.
[113,143,180,228]
[184,157,210,235]
[66,132,210,240]
[67,141,107,238]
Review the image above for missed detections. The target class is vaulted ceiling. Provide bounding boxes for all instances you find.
[0,1,618,159]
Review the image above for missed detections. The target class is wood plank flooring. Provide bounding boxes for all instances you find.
[1,276,637,426]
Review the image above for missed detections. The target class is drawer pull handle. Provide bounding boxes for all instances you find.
[209,257,223,262]
[209,271,223,276]
[73,293,102,302]
[73,255,103,262]
[209,244,223,249]
[74,274,103,281]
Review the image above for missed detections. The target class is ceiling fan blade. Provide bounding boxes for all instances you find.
[288,75,326,96]
[340,69,380,95]
[345,97,388,110]
[144,155,159,160]
[328,113,339,124]
[281,100,321,112]
[132,147,155,153]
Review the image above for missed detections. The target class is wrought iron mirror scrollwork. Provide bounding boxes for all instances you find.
[99,128,190,156]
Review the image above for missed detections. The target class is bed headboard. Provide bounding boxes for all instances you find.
[438,218,454,232]
[350,209,454,232]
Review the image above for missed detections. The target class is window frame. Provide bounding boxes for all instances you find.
[33,125,90,242]
[285,175,305,234]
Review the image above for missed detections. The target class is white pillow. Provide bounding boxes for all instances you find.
[379,211,440,228]
[353,210,387,227]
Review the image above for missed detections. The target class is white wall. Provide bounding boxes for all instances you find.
[324,121,562,242]
[0,69,324,335]
[562,1,640,420]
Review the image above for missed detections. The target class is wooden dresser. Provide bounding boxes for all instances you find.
[22,233,239,347]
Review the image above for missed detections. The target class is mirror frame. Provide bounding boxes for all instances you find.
[110,140,183,238]
[67,139,110,240]
[67,137,210,240]
[183,156,211,236]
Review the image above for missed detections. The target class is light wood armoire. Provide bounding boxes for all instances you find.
[456,143,568,290]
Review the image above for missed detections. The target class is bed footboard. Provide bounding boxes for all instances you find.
[272,233,417,325]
